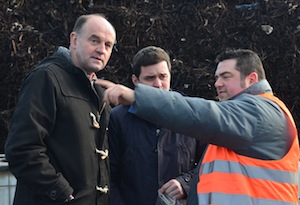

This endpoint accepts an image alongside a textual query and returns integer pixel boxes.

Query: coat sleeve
[176,142,207,196]
[175,169,194,196]
[5,67,73,202]
[186,163,201,205]
[133,84,280,151]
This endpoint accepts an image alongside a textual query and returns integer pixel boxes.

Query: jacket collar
[56,46,96,81]
[231,79,273,100]
[56,46,72,64]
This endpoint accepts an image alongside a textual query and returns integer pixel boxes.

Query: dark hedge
[0,0,299,152]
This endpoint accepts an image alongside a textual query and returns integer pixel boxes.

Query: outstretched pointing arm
[95,79,135,106]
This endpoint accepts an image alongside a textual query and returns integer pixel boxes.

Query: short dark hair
[132,46,171,77]
[215,48,266,80]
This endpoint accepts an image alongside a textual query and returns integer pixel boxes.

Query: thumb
[158,181,170,194]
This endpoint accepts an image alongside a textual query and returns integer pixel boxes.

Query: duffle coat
[5,47,111,205]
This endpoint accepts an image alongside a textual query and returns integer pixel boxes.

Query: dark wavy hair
[132,46,171,77]
[215,48,266,80]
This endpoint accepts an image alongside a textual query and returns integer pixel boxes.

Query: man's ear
[70,32,77,48]
[131,74,139,85]
[248,72,259,85]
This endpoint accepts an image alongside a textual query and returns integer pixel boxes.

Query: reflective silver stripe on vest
[200,160,297,184]
[198,192,298,205]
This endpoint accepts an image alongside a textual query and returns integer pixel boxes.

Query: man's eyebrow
[161,72,169,75]
[144,74,155,77]
[88,35,114,45]
[215,71,231,78]
[89,34,100,39]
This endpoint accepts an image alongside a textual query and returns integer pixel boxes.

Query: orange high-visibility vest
[197,93,299,205]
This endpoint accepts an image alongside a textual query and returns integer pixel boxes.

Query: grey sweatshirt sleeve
[133,84,287,158]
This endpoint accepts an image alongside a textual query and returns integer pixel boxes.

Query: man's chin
[218,94,228,101]
[91,64,105,72]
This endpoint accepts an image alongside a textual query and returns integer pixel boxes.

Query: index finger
[95,79,116,89]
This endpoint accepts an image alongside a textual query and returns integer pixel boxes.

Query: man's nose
[214,78,223,88]
[96,43,105,53]
[153,78,162,88]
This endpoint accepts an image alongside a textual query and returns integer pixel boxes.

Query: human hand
[95,79,135,106]
[158,179,185,200]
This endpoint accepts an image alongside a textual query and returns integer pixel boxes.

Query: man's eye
[105,43,112,48]
[91,39,99,44]
[145,76,155,81]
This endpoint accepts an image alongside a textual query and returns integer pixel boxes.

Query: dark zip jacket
[108,105,204,205]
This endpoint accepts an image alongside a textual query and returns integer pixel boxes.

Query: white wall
[0,154,16,205]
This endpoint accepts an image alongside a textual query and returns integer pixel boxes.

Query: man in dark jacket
[5,13,116,205]
[109,46,204,205]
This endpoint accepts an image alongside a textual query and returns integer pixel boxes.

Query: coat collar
[231,79,273,100]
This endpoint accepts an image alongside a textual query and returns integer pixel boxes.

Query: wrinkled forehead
[140,61,170,74]
[82,16,116,41]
